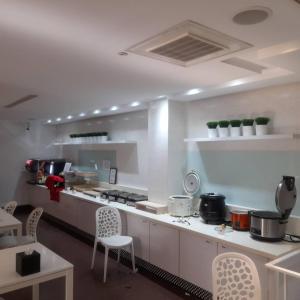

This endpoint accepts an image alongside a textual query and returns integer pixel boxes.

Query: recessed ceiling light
[67,115,73,120]
[47,119,52,124]
[185,88,202,96]
[157,95,167,99]
[226,79,247,87]
[93,109,100,114]
[233,7,272,25]
[56,118,61,122]
[110,106,119,111]
[130,101,140,107]
[118,51,128,56]
[79,113,86,117]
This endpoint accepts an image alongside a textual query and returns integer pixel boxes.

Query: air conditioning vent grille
[150,35,224,62]
[127,20,252,67]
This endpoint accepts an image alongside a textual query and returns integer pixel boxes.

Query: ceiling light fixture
[185,88,202,96]
[157,95,167,99]
[56,118,61,122]
[226,79,247,87]
[110,106,119,111]
[47,120,52,124]
[130,101,140,107]
[67,115,73,120]
[93,109,100,114]
[79,113,86,117]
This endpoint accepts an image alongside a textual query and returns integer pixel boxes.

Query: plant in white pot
[230,120,242,137]
[218,120,230,138]
[242,119,255,136]
[206,121,219,138]
[255,117,270,136]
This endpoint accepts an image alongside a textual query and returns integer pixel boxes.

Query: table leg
[65,269,73,300]
[32,284,39,300]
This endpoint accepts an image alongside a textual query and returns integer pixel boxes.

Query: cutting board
[135,201,168,214]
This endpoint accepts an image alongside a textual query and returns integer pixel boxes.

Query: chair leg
[117,249,121,263]
[91,239,97,269]
[103,247,109,283]
[130,242,137,273]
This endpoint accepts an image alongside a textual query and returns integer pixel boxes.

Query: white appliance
[168,170,201,217]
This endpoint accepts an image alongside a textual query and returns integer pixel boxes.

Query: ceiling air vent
[4,94,38,108]
[222,57,267,73]
[127,20,252,67]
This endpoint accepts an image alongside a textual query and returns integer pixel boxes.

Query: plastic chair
[90,206,137,282]
[212,252,261,300]
[0,207,43,249]
[4,201,17,215]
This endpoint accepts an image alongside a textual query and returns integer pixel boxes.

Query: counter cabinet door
[179,231,217,292]
[126,214,150,262]
[217,243,270,300]
[149,222,179,276]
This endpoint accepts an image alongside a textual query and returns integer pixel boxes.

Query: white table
[0,209,22,237]
[0,242,74,300]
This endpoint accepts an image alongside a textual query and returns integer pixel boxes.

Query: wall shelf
[184,134,300,143]
[53,140,137,146]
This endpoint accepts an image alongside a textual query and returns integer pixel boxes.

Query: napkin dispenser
[16,250,40,276]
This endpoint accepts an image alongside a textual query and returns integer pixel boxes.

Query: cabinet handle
[205,240,211,244]
[142,220,148,224]
[222,245,227,249]
[152,223,157,226]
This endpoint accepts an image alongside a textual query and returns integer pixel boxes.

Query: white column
[148,99,186,204]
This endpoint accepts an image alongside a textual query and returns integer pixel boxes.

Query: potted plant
[242,119,255,136]
[206,121,219,138]
[218,120,230,138]
[255,117,270,136]
[230,120,242,137]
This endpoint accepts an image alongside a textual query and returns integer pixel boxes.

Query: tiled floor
[2,213,193,300]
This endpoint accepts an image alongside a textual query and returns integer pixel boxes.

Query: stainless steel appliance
[249,176,297,241]
[199,193,226,224]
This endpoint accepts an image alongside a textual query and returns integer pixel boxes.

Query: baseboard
[41,212,212,300]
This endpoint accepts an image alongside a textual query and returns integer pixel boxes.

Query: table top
[0,209,22,228]
[0,242,73,289]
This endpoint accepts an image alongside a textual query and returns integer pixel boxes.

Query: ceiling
[0,0,299,122]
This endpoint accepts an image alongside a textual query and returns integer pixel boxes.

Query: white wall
[0,120,57,206]
[55,110,148,190]
[186,82,300,215]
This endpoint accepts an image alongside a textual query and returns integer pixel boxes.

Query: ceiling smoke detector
[233,7,272,25]
[127,20,252,67]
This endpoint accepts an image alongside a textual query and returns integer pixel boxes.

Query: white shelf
[53,140,137,146]
[184,134,300,143]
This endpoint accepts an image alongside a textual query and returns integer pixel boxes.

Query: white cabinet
[149,222,179,276]
[218,243,270,300]
[126,214,150,262]
[180,231,217,292]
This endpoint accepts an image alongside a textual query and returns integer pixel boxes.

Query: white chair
[0,207,43,249]
[4,201,17,215]
[212,252,261,300]
[90,206,137,282]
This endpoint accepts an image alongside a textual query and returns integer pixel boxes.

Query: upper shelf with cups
[184,117,300,143]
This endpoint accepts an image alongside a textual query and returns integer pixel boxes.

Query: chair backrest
[95,206,122,238]
[26,207,43,242]
[212,252,261,300]
[4,201,17,215]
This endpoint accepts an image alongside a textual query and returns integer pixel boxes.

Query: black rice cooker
[199,193,226,224]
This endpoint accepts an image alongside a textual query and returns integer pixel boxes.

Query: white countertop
[36,185,300,259]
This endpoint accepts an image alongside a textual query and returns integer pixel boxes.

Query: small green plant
[218,120,230,128]
[230,120,241,127]
[255,117,270,125]
[242,119,254,126]
[206,121,218,129]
